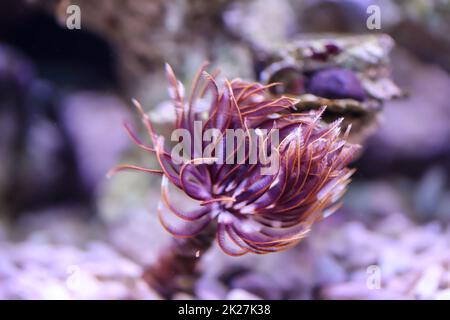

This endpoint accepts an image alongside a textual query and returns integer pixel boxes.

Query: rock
[307,68,367,101]
[414,167,448,221]
[379,245,414,278]
[195,277,227,300]
[0,43,35,92]
[321,282,406,300]
[61,92,133,196]
[226,288,261,300]
[435,289,450,300]
[314,254,347,285]
[0,211,161,299]
[358,49,450,176]
[412,265,444,300]
[0,43,36,213]
[223,0,296,49]
[230,273,282,300]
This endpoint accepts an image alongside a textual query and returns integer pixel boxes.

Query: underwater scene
[0,0,450,301]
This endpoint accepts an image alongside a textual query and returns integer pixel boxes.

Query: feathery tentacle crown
[111,63,359,255]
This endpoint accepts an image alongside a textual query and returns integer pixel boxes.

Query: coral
[110,63,358,297]
[113,63,359,255]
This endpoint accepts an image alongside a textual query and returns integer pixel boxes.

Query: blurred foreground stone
[0,208,160,299]
[1,183,450,299]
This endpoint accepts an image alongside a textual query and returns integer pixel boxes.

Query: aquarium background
[0,0,450,299]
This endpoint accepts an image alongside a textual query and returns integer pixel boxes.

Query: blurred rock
[230,273,283,300]
[389,0,450,72]
[0,43,35,91]
[14,206,97,245]
[313,254,347,285]
[31,0,231,101]
[61,92,132,197]
[321,282,406,300]
[0,212,159,300]
[2,183,450,299]
[0,44,35,198]
[296,0,400,33]
[358,48,450,176]
[413,167,448,222]
[226,288,261,300]
[307,68,367,101]
[195,276,227,300]
[223,0,297,48]
[253,33,401,145]
[0,44,69,215]
[412,264,444,299]
[344,180,409,220]
[295,0,450,71]
[318,212,450,300]
[105,205,170,266]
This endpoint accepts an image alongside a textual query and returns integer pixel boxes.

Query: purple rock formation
[307,68,367,101]
[61,92,133,195]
